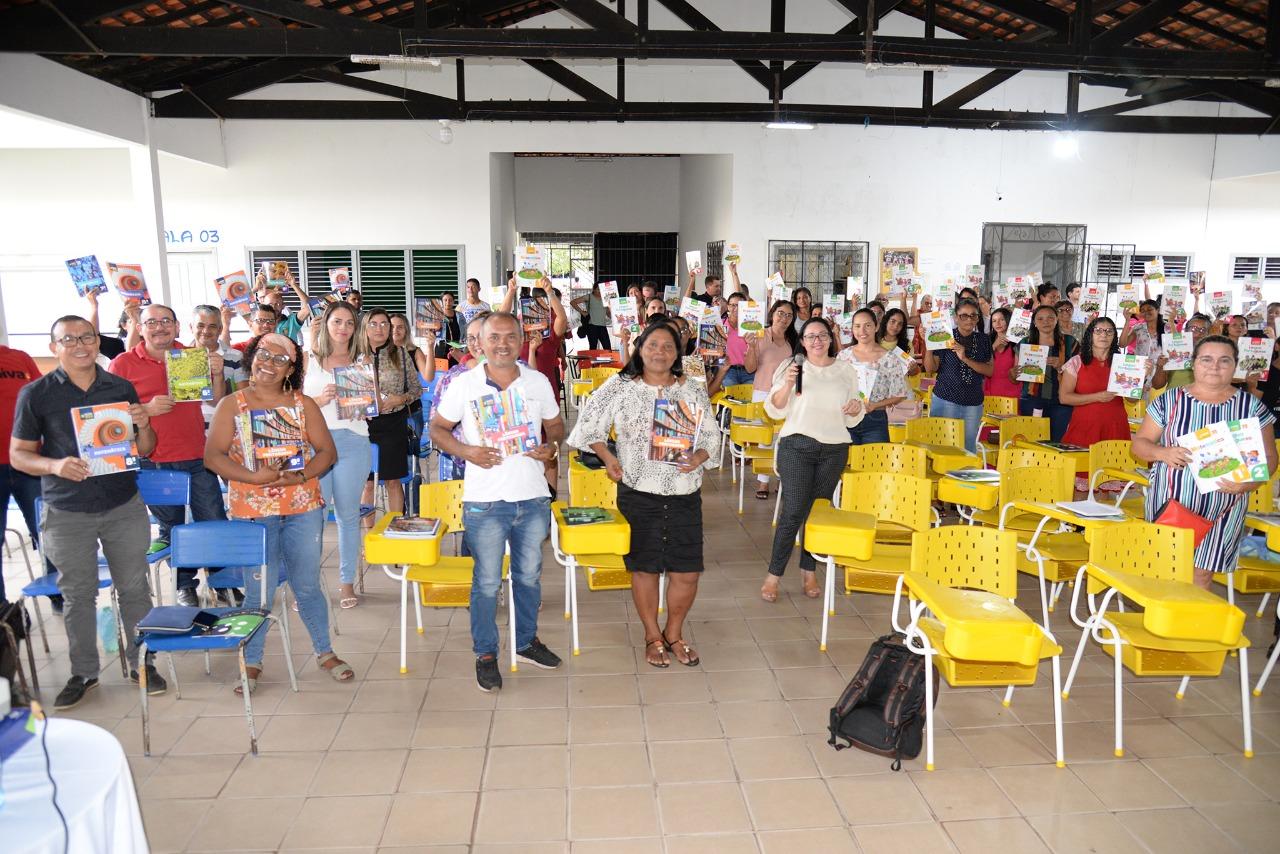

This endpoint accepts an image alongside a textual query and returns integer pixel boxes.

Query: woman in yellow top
[761,318,863,602]
[205,332,351,694]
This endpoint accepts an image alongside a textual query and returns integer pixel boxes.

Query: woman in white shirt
[568,322,720,668]
[302,302,373,609]
[762,318,863,603]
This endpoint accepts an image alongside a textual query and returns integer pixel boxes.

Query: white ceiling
[0,107,127,149]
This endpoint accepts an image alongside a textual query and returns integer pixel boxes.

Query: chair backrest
[369,442,379,475]
[568,456,619,510]
[724,383,754,402]
[1088,439,1137,473]
[1247,471,1280,513]
[905,416,964,448]
[137,468,192,507]
[837,472,933,531]
[582,366,620,389]
[420,479,467,533]
[1000,465,1072,508]
[1088,520,1193,584]
[1124,397,1146,421]
[846,442,929,478]
[993,416,1049,445]
[997,447,1075,499]
[171,520,266,570]
[983,396,1019,416]
[909,526,1018,598]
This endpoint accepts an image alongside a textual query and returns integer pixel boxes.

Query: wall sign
[164,229,220,245]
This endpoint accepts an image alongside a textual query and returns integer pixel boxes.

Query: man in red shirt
[109,304,228,606]
[0,342,45,604]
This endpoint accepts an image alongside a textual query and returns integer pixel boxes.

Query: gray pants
[41,494,153,679]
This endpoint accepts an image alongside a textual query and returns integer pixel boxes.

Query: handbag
[1152,391,1213,547]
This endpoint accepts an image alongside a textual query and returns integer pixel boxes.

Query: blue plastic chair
[137,468,191,601]
[136,520,298,756]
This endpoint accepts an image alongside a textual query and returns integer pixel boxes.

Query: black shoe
[476,655,502,692]
[516,637,562,670]
[175,587,200,608]
[49,595,64,615]
[130,664,168,695]
[53,676,99,710]
[215,588,244,607]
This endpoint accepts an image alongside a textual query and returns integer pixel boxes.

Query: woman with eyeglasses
[1016,304,1076,441]
[205,333,352,693]
[839,308,908,445]
[360,309,417,514]
[1059,316,1131,447]
[743,300,798,499]
[921,298,993,453]
[1133,335,1278,590]
[429,314,489,481]
[762,318,863,603]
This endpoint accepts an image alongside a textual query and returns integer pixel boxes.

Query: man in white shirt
[430,312,566,692]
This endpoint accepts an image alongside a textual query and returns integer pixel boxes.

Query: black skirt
[616,482,704,574]
[366,408,410,480]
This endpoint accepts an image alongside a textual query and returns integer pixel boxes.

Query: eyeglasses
[55,333,98,347]
[141,318,175,329]
[366,320,390,329]
[250,315,275,325]
[956,313,980,321]
[1194,356,1237,368]
[253,350,294,366]
[465,336,481,345]
[802,333,831,343]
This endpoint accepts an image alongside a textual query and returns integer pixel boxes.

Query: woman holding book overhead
[921,298,993,453]
[567,323,719,668]
[361,309,417,514]
[1016,305,1076,441]
[762,318,863,603]
[205,332,352,692]
[743,300,797,500]
[431,314,488,482]
[303,302,373,609]
[1133,335,1277,589]
[1059,316,1131,447]
[838,307,909,445]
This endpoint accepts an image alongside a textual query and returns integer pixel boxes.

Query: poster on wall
[879,246,918,293]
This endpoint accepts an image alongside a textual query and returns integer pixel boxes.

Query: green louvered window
[246,247,463,316]
[246,250,302,309]
[356,249,410,315]
[304,249,354,299]
[412,249,461,300]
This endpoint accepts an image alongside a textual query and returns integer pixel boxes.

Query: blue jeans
[847,409,889,445]
[1018,397,1074,443]
[928,395,984,453]
[240,508,331,666]
[140,458,227,589]
[723,365,755,387]
[463,497,551,658]
[320,429,372,584]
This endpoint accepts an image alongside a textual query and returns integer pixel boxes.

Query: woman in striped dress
[1133,335,1278,589]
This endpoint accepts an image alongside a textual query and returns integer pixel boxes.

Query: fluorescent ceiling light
[765,121,815,130]
[350,54,441,68]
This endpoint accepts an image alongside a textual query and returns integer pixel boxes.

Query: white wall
[513,156,680,233]
[678,154,734,277]
[489,152,517,288]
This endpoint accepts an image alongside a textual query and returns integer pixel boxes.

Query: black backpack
[828,633,939,770]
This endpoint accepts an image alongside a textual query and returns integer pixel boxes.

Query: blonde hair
[313,302,369,363]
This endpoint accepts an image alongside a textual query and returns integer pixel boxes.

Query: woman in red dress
[1060,316,1131,446]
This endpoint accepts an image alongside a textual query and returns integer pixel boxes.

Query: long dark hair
[767,300,799,351]
[796,317,838,358]
[620,322,684,380]
[1026,305,1065,353]
[989,307,1012,345]
[242,335,305,392]
[1080,316,1119,366]
[1137,299,1166,338]
[878,308,910,352]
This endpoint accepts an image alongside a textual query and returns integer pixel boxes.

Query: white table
[0,717,148,854]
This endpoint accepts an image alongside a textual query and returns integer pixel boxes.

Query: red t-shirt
[232,341,250,353]
[0,346,40,465]
[109,341,208,463]
[519,330,564,399]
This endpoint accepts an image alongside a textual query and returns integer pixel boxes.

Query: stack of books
[561,507,613,526]
[384,517,442,538]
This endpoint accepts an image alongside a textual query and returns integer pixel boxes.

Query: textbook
[519,296,552,339]
[922,311,954,351]
[516,245,546,282]
[1235,336,1271,381]
[991,278,1010,308]
[71,403,139,476]
[851,361,877,402]
[1007,276,1030,304]
[649,398,704,466]
[944,468,1000,483]
[846,276,863,304]
[414,296,446,336]
[1116,280,1140,314]
[1190,271,1206,295]
[66,255,107,296]
[384,516,442,538]
[679,296,705,328]
[1161,332,1192,371]
[471,386,538,459]
[685,250,703,275]
[261,261,289,289]
[1143,257,1166,286]
[837,312,853,346]
[165,348,213,403]
[107,262,151,306]
[1079,283,1103,314]
[562,507,613,526]
[1015,344,1049,383]
[333,363,379,420]
[722,241,742,264]
[682,354,707,382]
[664,285,682,312]
[1035,440,1088,453]
[737,301,765,338]
[822,293,844,324]
[1176,420,1253,493]
[609,296,641,336]
[965,265,984,290]
[1006,308,1033,344]
[328,267,351,290]
[1106,354,1148,400]
[236,407,306,472]
[698,321,727,367]
[1208,291,1232,321]
[1162,281,1188,321]
[216,271,253,316]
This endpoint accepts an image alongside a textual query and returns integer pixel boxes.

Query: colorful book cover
[1242,274,1265,324]
[333,363,379,420]
[216,271,253,316]
[107,262,151,305]
[1208,291,1232,320]
[261,261,289,289]
[208,612,267,639]
[599,281,619,321]
[1106,354,1148,400]
[649,398,704,466]
[70,403,139,476]
[1176,421,1246,493]
[1226,417,1270,484]
[992,278,1010,308]
[965,265,984,289]
[519,296,551,339]
[698,321,727,367]
[164,348,213,403]
[737,301,765,338]
[562,507,613,526]
[1007,276,1030,304]
[516,245,546,282]
[838,312,853,345]
[682,354,707,382]
[722,241,742,264]
[679,297,705,328]
[408,297,442,339]
[822,294,844,324]
[1143,257,1165,286]
[1006,308,1033,343]
[685,250,703,275]
[766,272,790,306]
[1162,281,1188,321]
[384,517,442,538]
[1116,280,1141,314]
[469,386,537,459]
[1161,332,1192,370]
[1190,271,1206,295]
[609,296,640,336]
[66,255,107,297]
[1235,336,1271,381]
[909,275,926,296]
[921,311,954,351]
[1079,283,1103,314]
[664,285,682,312]
[1015,344,1049,382]
[851,361,877,401]
[237,407,306,472]
[328,267,351,290]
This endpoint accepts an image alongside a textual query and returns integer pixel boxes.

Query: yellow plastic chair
[824,472,936,603]
[729,408,777,514]
[983,395,1019,417]
[1062,521,1255,758]
[964,448,1074,529]
[801,499,878,651]
[548,502,632,656]
[985,415,1049,449]
[904,416,985,471]
[997,466,1090,622]
[893,526,1065,770]
[1215,478,1280,617]
[565,452,633,592]
[572,366,620,407]
[1086,439,1146,515]
[723,382,754,403]
[846,442,929,478]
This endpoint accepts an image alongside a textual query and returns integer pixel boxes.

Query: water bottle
[97,606,119,654]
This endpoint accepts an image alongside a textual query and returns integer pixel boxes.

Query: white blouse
[302,350,370,436]
[568,374,720,496]
[765,357,864,444]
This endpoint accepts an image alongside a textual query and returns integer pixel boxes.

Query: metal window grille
[705,240,725,283]
[768,240,870,302]
[1129,253,1190,279]
[247,247,463,316]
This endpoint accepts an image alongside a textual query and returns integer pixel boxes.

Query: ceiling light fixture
[438,119,453,144]
[764,121,815,130]
[350,54,442,68]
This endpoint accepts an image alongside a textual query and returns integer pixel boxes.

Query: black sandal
[645,639,670,668]
[663,635,700,667]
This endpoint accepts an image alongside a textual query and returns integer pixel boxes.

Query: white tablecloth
[0,717,148,854]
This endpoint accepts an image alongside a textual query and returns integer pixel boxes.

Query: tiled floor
[7,451,1280,853]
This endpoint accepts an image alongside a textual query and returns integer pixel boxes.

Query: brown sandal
[664,635,700,667]
[645,639,670,668]
[761,578,779,603]
[755,488,770,500]
[801,571,822,599]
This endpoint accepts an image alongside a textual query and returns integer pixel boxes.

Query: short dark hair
[143,303,178,323]
[242,335,305,391]
[1193,334,1237,362]
[250,302,279,319]
[1036,283,1059,301]
[1066,282,1081,295]
[705,275,721,286]
[50,315,94,341]
[466,278,480,287]
[727,292,746,304]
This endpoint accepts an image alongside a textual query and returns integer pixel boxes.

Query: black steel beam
[300,68,458,109]
[549,0,638,33]
[1270,0,1280,62]
[228,0,388,29]
[933,69,1019,110]
[1203,81,1280,119]
[522,58,616,101]
[1079,83,1211,116]
[1092,0,1190,48]
[653,0,773,91]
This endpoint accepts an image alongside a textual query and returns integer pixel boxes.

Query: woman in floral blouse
[568,321,720,668]
[205,332,351,694]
